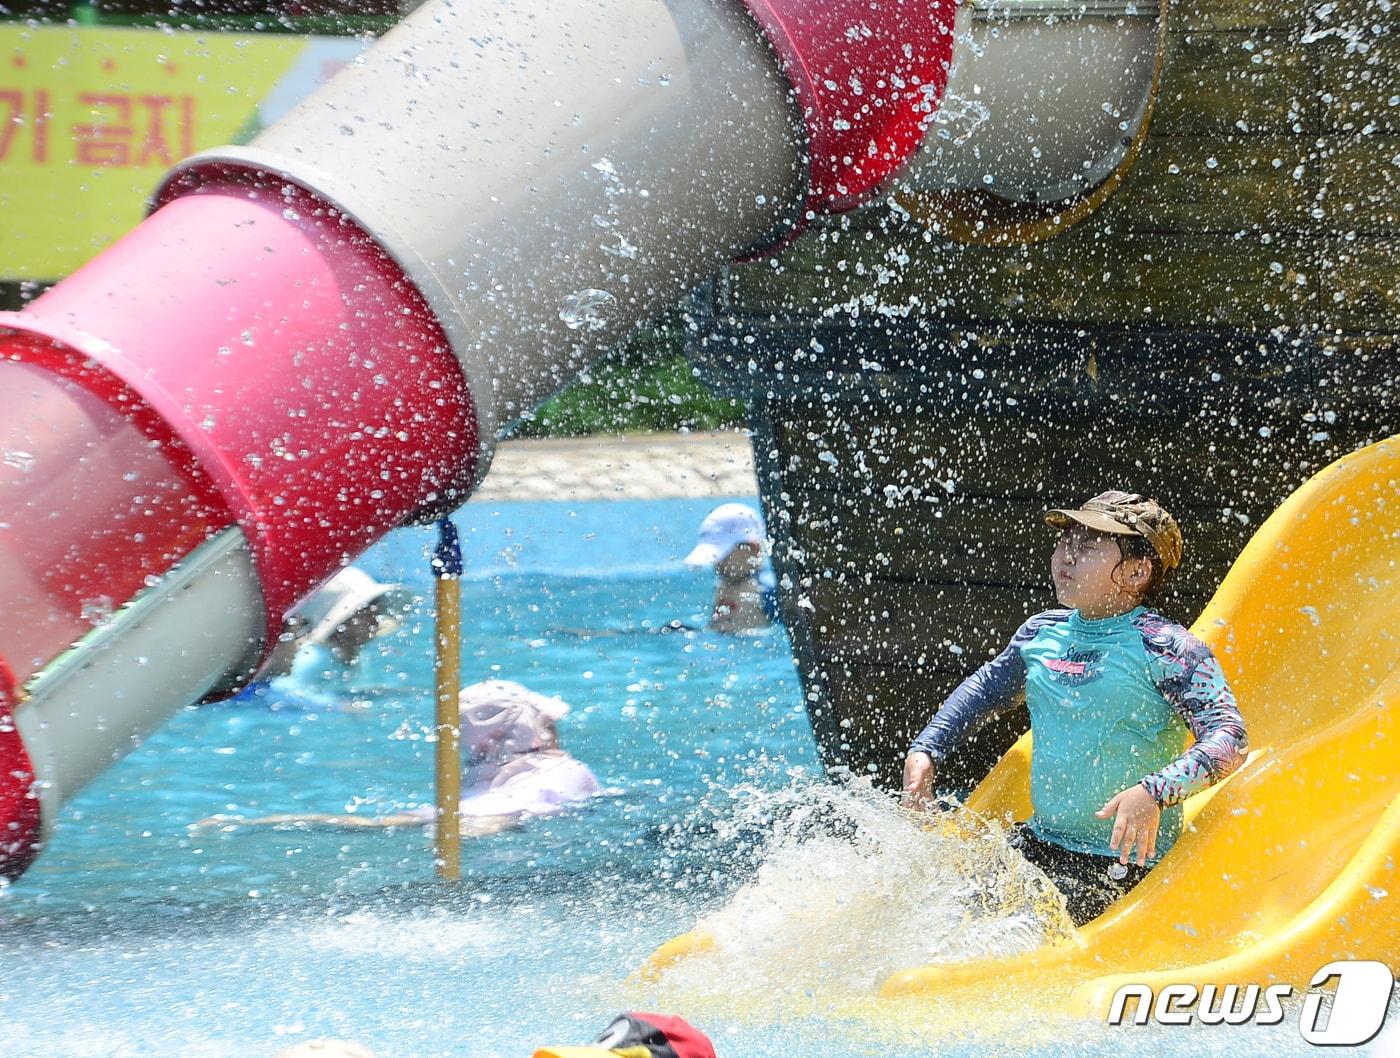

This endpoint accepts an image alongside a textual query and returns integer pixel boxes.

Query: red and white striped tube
[0,0,956,876]
[0,179,476,869]
[1,179,478,646]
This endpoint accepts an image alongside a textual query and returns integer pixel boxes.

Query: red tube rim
[0,656,40,880]
[741,0,958,220]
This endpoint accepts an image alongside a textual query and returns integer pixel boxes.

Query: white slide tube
[161,0,808,468]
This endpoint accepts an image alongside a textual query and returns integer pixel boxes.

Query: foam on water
[639,779,1075,1013]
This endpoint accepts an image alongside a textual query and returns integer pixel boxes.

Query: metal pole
[431,518,463,881]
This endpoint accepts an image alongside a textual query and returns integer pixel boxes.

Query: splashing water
[638,779,1075,1015]
[79,594,114,625]
[2,448,34,473]
[601,233,640,260]
[928,91,991,147]
[560,288,618,331]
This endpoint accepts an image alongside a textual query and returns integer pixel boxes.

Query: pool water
[0,498,1351,1057]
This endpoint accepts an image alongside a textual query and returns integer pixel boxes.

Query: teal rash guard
[910,607,1248,861]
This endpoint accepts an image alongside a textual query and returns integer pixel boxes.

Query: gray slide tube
[16,529,263,839]
[899,0,1162,204]
[160,0,806,481]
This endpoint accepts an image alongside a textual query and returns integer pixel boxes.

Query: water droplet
[559,289,616,331]
[601,234,638,260]
[81,595,114,625]
[2,449,34,473]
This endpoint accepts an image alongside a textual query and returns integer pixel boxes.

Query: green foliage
[511,320,746,438]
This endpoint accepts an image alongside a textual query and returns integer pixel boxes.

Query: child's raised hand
[1096,784,1161,866]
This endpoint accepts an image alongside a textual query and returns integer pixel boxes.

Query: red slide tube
[741,0,957,217]
[0,174,477,666]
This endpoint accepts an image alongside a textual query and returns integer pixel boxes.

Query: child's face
[715,540,763,581]
[1050,526,1150,618]
[328,607,383,663]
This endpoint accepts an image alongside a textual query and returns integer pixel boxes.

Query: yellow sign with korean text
[0,24,366,280]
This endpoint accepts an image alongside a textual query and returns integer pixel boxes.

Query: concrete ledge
[470,431,757,502]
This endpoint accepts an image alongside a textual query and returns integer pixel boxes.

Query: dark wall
[686,0,1398,787]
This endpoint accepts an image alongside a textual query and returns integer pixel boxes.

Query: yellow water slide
[882,433,1400,1016]
[647,435,1399,1018]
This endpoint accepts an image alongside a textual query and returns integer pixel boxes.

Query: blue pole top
[432,518,463,578]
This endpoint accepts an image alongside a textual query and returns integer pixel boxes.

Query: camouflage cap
[1044,490,1183,572]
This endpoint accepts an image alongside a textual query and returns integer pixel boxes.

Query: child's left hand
[1096,784,1161,866]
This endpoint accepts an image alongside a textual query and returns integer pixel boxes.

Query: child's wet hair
[1112,533,1171,601]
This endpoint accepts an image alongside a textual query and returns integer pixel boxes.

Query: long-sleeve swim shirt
[910,606,1248,860]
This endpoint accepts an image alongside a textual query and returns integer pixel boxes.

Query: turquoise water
[0,498,1348,1057]
[0,497,828,1057]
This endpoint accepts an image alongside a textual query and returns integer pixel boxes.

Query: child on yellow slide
[902,492,1249,924]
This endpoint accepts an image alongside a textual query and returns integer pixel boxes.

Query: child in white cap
[404,680,600,824]
[290,566,414,667]
[198,680,599,836]
[229,566,414,709]
[684,503,776,634]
